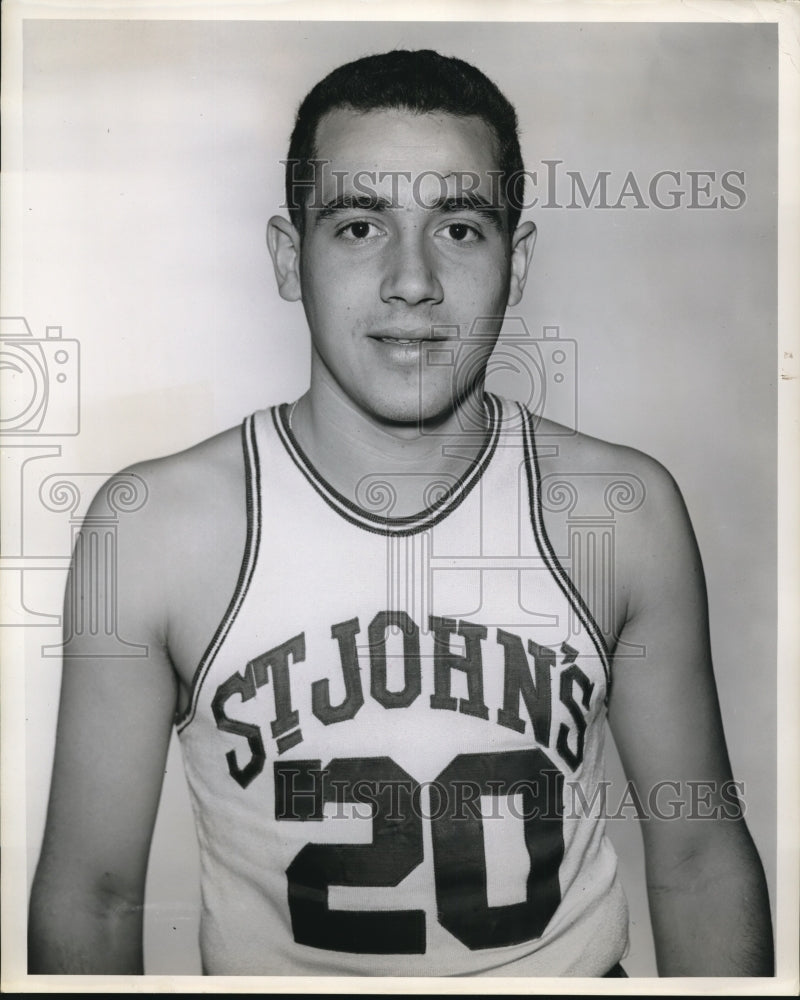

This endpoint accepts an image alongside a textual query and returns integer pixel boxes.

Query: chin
[363,390,463,431]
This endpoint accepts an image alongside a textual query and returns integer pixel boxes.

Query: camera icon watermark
[0,317,80,436]
[418,317,578,438]
[0,316,83,627]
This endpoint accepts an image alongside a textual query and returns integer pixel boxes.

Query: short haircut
[285,49,525,236]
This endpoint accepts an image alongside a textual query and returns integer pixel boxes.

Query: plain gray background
[18,17,777,979]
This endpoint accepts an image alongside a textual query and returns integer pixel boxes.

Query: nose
[379,228,444,306]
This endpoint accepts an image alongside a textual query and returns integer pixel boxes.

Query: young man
[28,49,773,977]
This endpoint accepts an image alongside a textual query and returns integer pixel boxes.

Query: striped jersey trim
[520,404,613,695]
[272,393,502,537]
[176,414,262,733]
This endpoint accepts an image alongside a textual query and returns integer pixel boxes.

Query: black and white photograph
[1,0,798,992]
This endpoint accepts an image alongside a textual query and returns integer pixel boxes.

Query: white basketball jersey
[176,394,629,976]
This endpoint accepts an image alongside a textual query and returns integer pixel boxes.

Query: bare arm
[607,460,773,976]
[28,472,177,974]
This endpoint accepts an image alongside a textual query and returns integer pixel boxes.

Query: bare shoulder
[93,423,246,541]
[534,417,701,631]
[79,423,249,666]
[536,416,691,531]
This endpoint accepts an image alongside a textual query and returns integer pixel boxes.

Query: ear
[267,215,302,302]
[507,220,537,308]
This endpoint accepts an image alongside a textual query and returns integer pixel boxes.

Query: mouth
[369,328,451,345]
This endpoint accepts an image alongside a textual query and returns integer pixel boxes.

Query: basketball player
[28,50,773,977]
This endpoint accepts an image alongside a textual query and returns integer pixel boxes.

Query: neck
[288,376,491,516]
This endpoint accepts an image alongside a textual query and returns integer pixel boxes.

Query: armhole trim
[520,405,613,701]
[176,413,262,733]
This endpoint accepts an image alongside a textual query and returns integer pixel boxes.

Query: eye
[337,220,384,241]
[437,221,482,243]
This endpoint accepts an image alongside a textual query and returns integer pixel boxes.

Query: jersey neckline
[271,393,502,536]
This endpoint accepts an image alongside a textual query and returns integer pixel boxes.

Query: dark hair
[285,49,525,235]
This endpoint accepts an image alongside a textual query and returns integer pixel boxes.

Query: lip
[368,328,451,344]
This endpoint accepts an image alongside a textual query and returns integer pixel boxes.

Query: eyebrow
[313,191,505,232]
[316,194,393,222]
[434,194,505,231]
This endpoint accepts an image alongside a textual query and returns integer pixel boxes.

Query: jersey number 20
[277,748,564,953]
